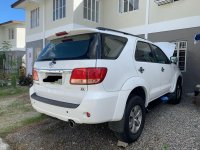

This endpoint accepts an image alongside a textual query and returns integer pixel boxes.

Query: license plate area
[43,73,62,85]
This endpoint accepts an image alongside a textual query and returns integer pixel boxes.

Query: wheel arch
[126,86,147,107]
[177,76,183,85]
[170,74,183,93]
[109,86,148,133]
[112,77,150,122]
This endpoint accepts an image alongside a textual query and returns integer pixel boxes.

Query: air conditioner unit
[154,0,174,6]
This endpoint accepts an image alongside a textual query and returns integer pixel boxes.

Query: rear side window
[100,34,127,59]
[37,33,98,61]
[151,44,170,64]
[135,41,156,63]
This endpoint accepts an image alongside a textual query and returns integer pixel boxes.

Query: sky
[0,0,25,23]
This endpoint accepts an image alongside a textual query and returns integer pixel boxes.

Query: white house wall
[102,0,146,29]
[25,3,43,36]
[3,24,17,49]
[149,0,200,24]
[73,0,104,28]
[22,0,200,39]
[0,23,25,51]
[45,0,74,31]
[120,15,200,35]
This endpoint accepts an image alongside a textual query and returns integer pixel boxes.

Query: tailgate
[33,33,99,105]
[33,60,96,105]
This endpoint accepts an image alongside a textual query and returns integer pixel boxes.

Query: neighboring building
[12,0,200,92]
[0,21,25,73]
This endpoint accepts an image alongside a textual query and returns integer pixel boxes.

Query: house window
[83,0,100,22]
[173,41,187,72]
[119,0,139,13]
[8,28,14,40]
[53,0,66,21]
[31,7,40,28]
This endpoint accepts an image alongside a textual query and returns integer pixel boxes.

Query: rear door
[151,44,173,94]
[134,41,161,101]
[33,33,98,105]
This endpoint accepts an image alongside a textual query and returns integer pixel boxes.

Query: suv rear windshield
[37,33,98,61]
[37,33,127,61]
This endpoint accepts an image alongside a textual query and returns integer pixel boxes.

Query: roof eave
[0,21,25,26]
[11,0,26,9]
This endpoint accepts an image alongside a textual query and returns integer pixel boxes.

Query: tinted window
[135,41,156,62]
[100,34,127,59]
[37,33,98,61]
[151,45,170,64]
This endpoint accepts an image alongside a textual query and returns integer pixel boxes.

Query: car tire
[114,95,146,143]
[168,80,182,104]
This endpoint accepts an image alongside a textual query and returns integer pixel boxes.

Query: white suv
[30,27,182,143]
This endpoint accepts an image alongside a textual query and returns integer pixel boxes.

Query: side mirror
[170,56,177,64]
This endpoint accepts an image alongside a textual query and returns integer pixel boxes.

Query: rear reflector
[70,68,107,85]
[56,31,68,36]
[86,112,91,118]
[33,69,39,81]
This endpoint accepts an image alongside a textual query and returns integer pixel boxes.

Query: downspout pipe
[42,0,45,48]
[145,0,150,39]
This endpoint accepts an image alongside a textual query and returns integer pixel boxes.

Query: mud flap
[108,116,125,133]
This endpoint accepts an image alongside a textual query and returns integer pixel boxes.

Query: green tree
[0,41,12,65]
[0,41,17,87]
[0,41,12,51]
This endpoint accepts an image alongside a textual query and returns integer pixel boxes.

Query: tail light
[33,69,39,81]
[70,68,107,85]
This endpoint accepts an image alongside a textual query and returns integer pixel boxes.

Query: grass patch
[0,87,47,138]
[6,100,32,112]
[0,98,32,117]
[163,143,169,150]
[0,86,28,98]
[21,114,47,125]
[0,114,47,138]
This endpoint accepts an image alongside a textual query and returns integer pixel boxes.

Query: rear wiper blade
[38,59,51,61]
[49,52,56,64]
[51,57,56,64]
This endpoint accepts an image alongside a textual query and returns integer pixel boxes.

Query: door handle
[161,67,165,72]
[138,67,145,73]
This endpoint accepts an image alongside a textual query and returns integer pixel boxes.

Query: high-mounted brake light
[55,31,68,36]
[33,69,39,81]
[70,68,107,85]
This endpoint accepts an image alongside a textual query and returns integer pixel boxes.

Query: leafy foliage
[0,41,12,51]
[0,41,19,87]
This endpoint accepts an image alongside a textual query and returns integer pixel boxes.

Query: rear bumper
[30,86,119,124]
[31,93,79,109]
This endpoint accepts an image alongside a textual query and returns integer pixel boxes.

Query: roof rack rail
[96,27,146,40]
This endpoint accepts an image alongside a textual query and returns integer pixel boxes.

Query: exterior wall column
[145,0,150,39]
[42,0,45,48]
